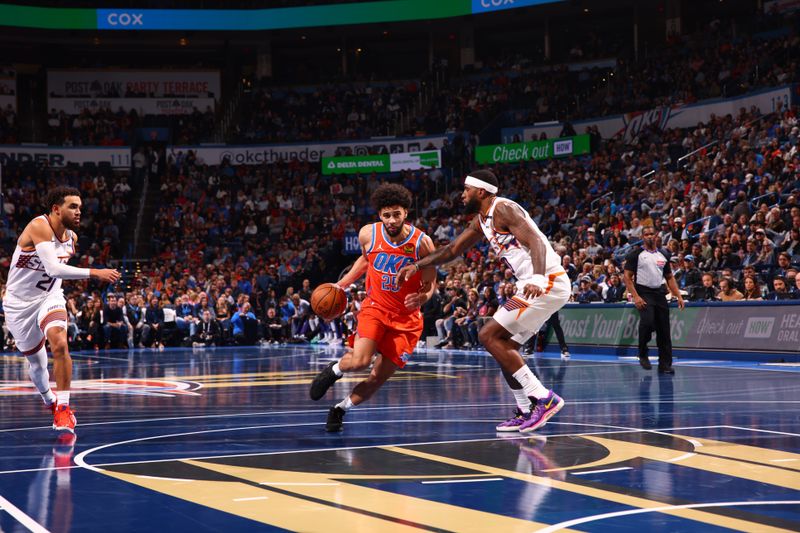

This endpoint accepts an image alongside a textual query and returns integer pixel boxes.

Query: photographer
[192,309,221,347]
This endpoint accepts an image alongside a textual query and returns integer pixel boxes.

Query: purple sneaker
[519,391,564,433]
[495,408,531,432]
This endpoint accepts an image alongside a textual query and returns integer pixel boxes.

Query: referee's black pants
[637,290,672,369]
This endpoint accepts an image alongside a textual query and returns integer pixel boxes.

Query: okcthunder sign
[0,378,202,398]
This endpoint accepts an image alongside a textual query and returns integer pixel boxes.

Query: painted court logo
[744,317,774,339]
[0,378,202,398]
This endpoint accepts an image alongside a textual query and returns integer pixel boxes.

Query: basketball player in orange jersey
[4,187,120,435]
[309,183,436,431]
[398,170,568,433]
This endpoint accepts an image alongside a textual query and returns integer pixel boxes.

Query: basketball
[311,283,347,320]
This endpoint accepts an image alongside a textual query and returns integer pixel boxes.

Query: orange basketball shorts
[356,304,423,368]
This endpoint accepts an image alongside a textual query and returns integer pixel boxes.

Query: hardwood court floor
[0,344,798,532]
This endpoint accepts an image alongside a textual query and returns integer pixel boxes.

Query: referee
[623,226,685,374]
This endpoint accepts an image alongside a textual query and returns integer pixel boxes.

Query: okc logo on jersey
[373,252,414,274]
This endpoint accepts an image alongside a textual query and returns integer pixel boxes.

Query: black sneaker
[658,366,675,375]
[638,355,652,370]
[310,361,341,400]
[325,406,346,432]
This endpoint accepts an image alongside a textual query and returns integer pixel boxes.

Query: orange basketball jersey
[363,222,425,315]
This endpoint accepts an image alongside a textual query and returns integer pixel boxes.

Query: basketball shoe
[519,391,564,433]
[325,406,346,432]
[310,361,341,401]
[53,404,77,434]
[495,408,532,432]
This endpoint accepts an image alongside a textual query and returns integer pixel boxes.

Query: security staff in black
[623,226,685,374]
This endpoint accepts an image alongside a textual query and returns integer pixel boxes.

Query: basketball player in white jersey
[398,170,569,433]
[5,187,120,434]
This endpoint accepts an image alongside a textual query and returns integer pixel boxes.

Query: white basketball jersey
[478,197,562,280]
[6,215,75,302]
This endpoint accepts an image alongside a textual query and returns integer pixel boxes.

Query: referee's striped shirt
[624,247,672,293]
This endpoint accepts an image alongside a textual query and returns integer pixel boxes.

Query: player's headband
[464,175,498,194]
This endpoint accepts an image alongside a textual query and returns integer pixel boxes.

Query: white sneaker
[561,350,570,360]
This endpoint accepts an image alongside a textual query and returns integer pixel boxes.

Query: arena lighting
[0,0,565,31]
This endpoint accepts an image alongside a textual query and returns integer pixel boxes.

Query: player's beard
[464,196,481,215]
[62,214,80,231]
[384,223,403,238]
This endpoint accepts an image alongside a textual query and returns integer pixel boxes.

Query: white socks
[332,361,343,377]
[512,388,531,413]
[336,396,354,411]
[26,347,55,405]
[57,391,70,406]
[512,364,549,400]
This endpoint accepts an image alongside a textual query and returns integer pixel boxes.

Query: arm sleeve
[35,241,91,280]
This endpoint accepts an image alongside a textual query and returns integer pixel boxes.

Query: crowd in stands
[2,12,800,352]
[233,81,419,144]
[0,166,135,350]
[417,17,800,135]
[0,97,790,353]
[47,105,216,146]
[35,12,800,147]
[0,165,132,261]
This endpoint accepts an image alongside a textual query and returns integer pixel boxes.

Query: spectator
[604,273,626,302]
[290,293,311,339]
[175,294,198,341]
[690,273,719,302]
[102,296,128,349]
[742,275,764,301]
[765,276,793,301]
[193,309,222,347]
[263,307,288,344]
[125,294,145,348]
[231,301,259,345]
[143,296,165,349]
[676,255,701,293]
[792,276,800,299]
[575,276,600,303]
[718,278,743,301]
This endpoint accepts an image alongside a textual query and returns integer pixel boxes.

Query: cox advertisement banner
[0,145,131,168]
[322,150,441,175]
[556,302,800,353]
[475,134,590,164]
[48,97,216,116]
[170,135,449,166]
[503,86,793,143]
[0,1,564,31]
[48,70,220,99]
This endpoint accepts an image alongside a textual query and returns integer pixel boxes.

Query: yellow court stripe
[686,436,800,471]
[100,470,419,533]
[385,446,794,533]
[185,460,565,532]
[583,436,800,491]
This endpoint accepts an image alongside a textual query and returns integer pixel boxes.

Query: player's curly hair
[371,183,412,212]
[44,186,81,212]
